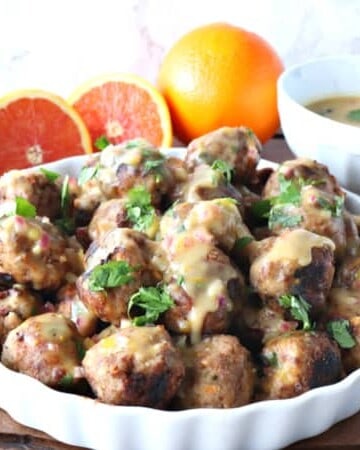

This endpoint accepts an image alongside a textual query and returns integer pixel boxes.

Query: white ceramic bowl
[277,55,360,193]
[1,152,360,450]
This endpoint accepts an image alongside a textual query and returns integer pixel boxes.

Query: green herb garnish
[88,261,135,292]
[94,135,110,151]
[55,175,75,234]
[128,285,174,326]
[75,340,86,360]
[59,374,74,387]
[125,139,144,149]
[347,109,360,123]
[263,351,278,367]
[211,159,233,184]
[125,186,156,232]
[177,275,185,286]
[40,168,60,182]
[268,205,302,229]
[279,294,313,331]
[317,195,344,217]
[78,165,99,186]
[327,319,356,349]
[234,236,254,251]
[14,197,37,218]
[142,151,165,182]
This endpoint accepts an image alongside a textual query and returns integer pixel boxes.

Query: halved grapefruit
[0,89,92,173]
[68,73,173,150]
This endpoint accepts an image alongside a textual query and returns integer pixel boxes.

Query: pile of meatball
[0,126,359,410]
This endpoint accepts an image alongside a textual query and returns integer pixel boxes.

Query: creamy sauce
[306,95,360,127]
[258,229,335,267]
[167,232,236,343]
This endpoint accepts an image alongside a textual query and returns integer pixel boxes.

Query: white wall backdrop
[1,0,359,96]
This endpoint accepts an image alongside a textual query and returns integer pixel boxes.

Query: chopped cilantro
[125,186,156,232]
[88,261,135,292]
[279,294,313,331]
[55,175,75,234]
[234,236,254,251]
[268,205,302,229]
[263,351,278,367]
[94,135,110,151]
[211,159,233,184]
[40,168,60,182]
[78,165,99,186]
[347,109,360,122]
[327,319,356,349]
[59,374,74,387]
[14,197,37,218]
[251,198,272,218]
[128,285,174,326]
[75,340,86,360]
[125,139,144,149]
[317,195,344,217]
[142,151,165,182]
[177,275,185,286]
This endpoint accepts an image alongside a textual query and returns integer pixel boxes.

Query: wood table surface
[0,136,359,450]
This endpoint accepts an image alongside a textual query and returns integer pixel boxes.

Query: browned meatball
[327,288,360,321]
[1,313,84,388]
[82,325,185,407]
[0,215,84,290]
[249,229,335,317]
[162,230,246,341]
[175,334,255,409]
[160,198,252,253]
[88,198,160,242]
[258,331,343,400]
[263,184,351,257]
[263,158,343,199]
[0,283,42,343]
[185,126,261,184]
[75,139,175,215]
[0,170,62,220]
[176,164,243,206]
[78,228,158,325]
[56,283,97,337]
[341,316,360,373]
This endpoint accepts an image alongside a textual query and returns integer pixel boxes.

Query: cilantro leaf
[327,319,356,349]
[94,135,110,151]
[317,195,344,217]
[125,139,145,149]
[14,197,37,218]
[347,109,360,122]
[59,374,74,387]
[55,175,75,234]
[40,168,60,182]
[88,261,135,292]
[128,285,174,326]
[211,159,233,184]
[125,186,156,232]
[278,294,313,331]
[234,236,254,251]
[78,165,99,186]
[263,351,278,367]
[251,199,272,218]
[268,205,302,229]
[142,152,165,182]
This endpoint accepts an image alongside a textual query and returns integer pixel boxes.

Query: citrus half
[0,89,92,173]
[68,73,173,150]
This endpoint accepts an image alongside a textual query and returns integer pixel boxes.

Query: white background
[1,0,360,96]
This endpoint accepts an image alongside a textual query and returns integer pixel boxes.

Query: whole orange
[158,22,284,144]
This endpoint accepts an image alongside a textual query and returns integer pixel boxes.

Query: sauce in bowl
[306,95,360,127]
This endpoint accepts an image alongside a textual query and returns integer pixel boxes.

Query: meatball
[75,139,175,215]
[0,170,62,220]
[263,158,343,199]
[160,198,252,252]
[1,313,84,388]
[185,126,261,184]
[0,283,42,342]
[265,184,350,257]
[162,230,246,340]
[175,334,255,409]
[82,325,185,407]
[249,229,335,317]
[341,316,360,373]
[56,283,97,337]
[177,164,243,205]
[0,215,84,290]
[258,330,343,400]
[78,228,158,325]
[326,288,360,321]
[88,198,160,242]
